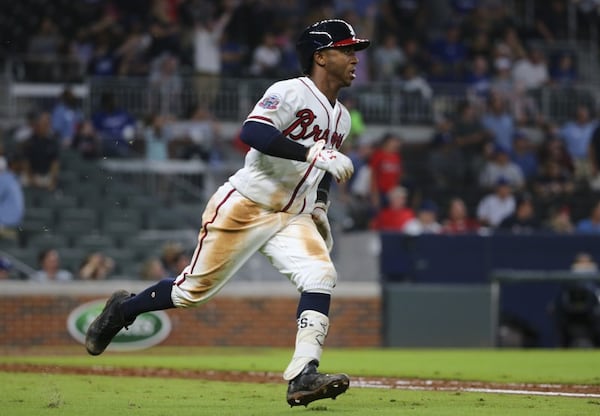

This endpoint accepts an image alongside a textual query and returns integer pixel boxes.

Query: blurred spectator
[400,37,429,73]
[160,241,189,277]
[77,252,115,280]
[170,104,223,162]
[481,92,516,151]
[115,18,152,76]
[497,26,527,63]
[550,52,578,87]
[538,128,575,174]
[544,205,575,234]
[372,33,406,82]
[511,46,549,92]
[464,29,493,60]
[71,120,103,160]
[142,114,170,161]
[249,32,282,78]
[51,87,84,148]
[489,56,514,100]
[532,160,576,201]
[27,16,62,58]
[380,0,427,43]
[427,21,467,81]
[340,94,366,149]
[29,249,74,282]
[341,138,375,231]
[20,112,61,191]
[273,27,299,78]
[403,200,442,235]
[571,252,599,274]
[220,31,248,78]
[92,92,136,158]
[510,131,539,182]
[0,156,25,233]
[560,104,598,181]
[369,132,403,210]
[442,197,480,234]
[427,116,464,190]
[370,186,415,231]
[476,178,516,227]
[191,1,236,108]
[140,256,167,280]
[587,121,600,190]
[146,0,182,59]
[535,0,569,44]
[26,17,63,81]
[575,201,600,234]
[496,192,541,234]
[464,54,492,102]
[453,100,491,186]
[491,54,539,125]
[0,257,13,280]
[12,110,38,146]
[397,64,433,100]
[148,53,183,117]
[87,32,119,77]
[478,146,525,190]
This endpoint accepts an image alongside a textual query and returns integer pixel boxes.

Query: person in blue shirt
[481,92,516,151]
[51,87,83,148]
[0,156,25,232]
[91,92,136,158]
[575,201,600,234]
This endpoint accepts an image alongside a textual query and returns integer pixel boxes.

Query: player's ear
[314,50,327,68]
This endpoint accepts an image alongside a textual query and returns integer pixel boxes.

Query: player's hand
[306,141,354,183]
[311,201,333,252]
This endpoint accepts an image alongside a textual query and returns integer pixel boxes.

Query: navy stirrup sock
[296,292,331,318]
[120,278,176,322]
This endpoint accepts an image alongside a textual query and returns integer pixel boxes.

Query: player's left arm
[240,121,353,182]
[239,121,307,160]
[312,173,334,251]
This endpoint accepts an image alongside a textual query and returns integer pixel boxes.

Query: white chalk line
[353,378,600,399]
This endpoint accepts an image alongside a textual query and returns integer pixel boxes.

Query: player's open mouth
[350,69,356,79]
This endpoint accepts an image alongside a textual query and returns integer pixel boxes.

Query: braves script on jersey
[229,76,351,213]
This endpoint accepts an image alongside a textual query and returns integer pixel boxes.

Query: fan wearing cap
[84,19,370,408]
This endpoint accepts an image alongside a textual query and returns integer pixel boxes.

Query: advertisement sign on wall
[67,300,172,351]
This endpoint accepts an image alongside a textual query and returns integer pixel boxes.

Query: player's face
[319,46,359,87]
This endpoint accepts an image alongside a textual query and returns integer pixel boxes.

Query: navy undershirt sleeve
[317,173,332,203]
[240,121,308,161]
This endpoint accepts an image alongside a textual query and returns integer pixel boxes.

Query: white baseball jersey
[229,76,351,214]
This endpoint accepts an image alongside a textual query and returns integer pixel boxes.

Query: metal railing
[3,75,600,128]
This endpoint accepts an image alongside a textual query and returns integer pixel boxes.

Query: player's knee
[170,285,217,308]
[294,262,337,294]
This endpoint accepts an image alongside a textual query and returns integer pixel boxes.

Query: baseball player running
[86,19,370,407]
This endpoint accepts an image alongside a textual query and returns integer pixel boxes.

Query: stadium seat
[74,234,116,253]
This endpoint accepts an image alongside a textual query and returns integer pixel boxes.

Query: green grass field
[2,347,600,415]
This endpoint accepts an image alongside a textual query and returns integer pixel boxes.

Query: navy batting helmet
[296,19,370,75]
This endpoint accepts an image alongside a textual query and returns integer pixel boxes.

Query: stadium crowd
[2,0,600,279]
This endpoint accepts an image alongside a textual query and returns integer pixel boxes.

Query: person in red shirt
[370,186,414,231]
[369,133,403,209]
[442,197,481,234]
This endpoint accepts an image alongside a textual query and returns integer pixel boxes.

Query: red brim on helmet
[330,38,370,51]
